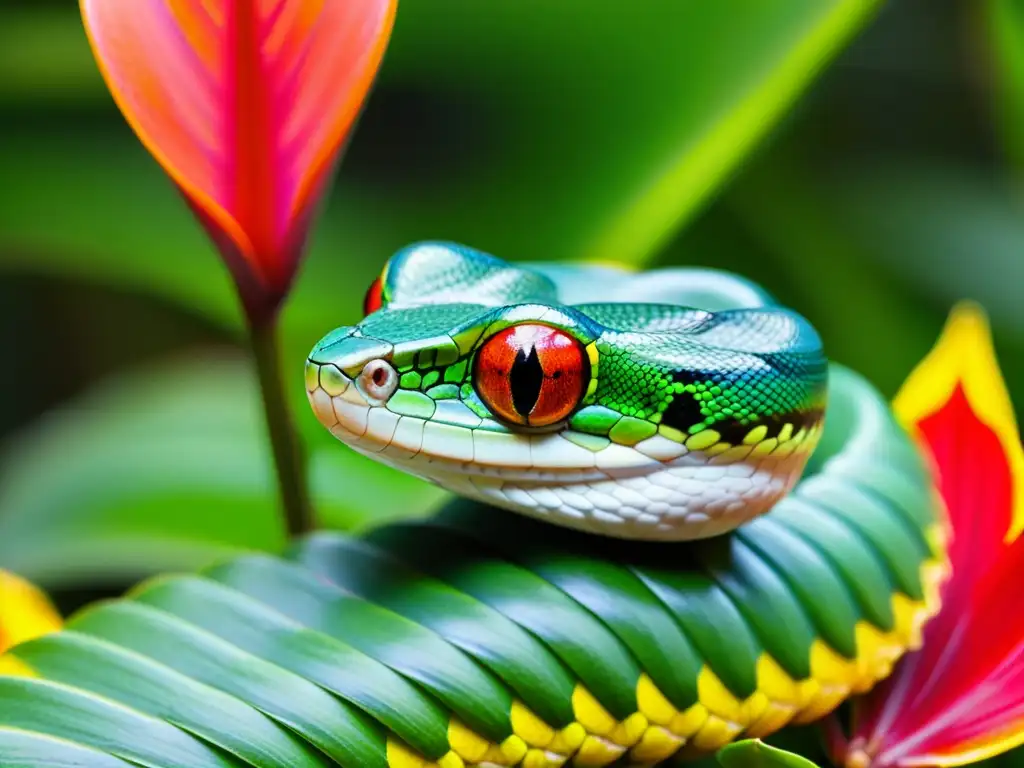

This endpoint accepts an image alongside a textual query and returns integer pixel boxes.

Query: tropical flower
[0,570,62,676]
[79,0,397,322]
[79,0,400,535]
[831,302,1024,768]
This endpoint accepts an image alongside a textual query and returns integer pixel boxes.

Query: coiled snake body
[299,242,947,766]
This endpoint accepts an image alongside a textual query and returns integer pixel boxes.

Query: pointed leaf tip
[80,0,397,304]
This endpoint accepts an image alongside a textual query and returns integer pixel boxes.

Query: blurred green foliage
[0,0,1021,611]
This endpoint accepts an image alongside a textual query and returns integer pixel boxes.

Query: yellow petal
[0,569,62,654]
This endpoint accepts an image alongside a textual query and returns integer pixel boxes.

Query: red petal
[892,303,1024,540]
[846,303,1024,767]
[80,0,395,305]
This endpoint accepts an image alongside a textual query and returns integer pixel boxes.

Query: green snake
[0,243,947,768]
[306,242,829,541]
[297,243,946,765]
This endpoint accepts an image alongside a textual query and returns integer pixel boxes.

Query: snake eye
[363,276,384,315]
[473,324,589,427]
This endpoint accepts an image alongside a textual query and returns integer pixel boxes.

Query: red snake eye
[363,276,384,316]
[473,324,589,427]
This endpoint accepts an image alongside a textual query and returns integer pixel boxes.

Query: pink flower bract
[841,303,1024,768]
[80,0,397,318]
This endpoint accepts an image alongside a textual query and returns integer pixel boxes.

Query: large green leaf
[0,727,136,768]
[0,1,882,335]
[0,354,446,586]
[0,676,238,768]
[9,632,327,767]
[381,0,884,266]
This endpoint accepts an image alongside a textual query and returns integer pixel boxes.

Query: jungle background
[0,6,1021,760]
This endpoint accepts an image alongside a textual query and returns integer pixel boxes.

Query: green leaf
[348,512,703,716]
[0,676,236,768]
[0,355,447,587]
[718,739,823,768]
[12,631,327,768]
[0,728,136,768]
[291,533,579,727]
[985,0,1024,170]
[204,554,515,744]
[378,0,885,267]
[127,574,452,761]
[68,600,389,768]
[362,521,643,720]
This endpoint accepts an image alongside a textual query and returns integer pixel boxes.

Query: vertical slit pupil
[510,345,544,417]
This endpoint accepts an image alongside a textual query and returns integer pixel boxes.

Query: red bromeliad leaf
[80,0,396,318]
[840,302,1024,768]
[0,570,62,677]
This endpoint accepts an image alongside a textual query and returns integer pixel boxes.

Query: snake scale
[0,243,947,768]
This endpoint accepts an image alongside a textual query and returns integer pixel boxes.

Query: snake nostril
[357,359,398,404]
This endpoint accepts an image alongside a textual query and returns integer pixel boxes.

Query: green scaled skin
[0,245,948,768]
[306,242,829,541]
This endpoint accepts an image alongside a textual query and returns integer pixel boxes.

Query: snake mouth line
[306,361,761,477]
[307,359,818,540]
[308,371,663,481]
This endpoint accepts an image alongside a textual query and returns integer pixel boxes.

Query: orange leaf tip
[80,0,397,318]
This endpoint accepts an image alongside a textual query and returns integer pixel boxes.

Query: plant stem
[247,316,313,538]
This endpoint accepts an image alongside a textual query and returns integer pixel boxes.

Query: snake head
[307,242,828,541]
